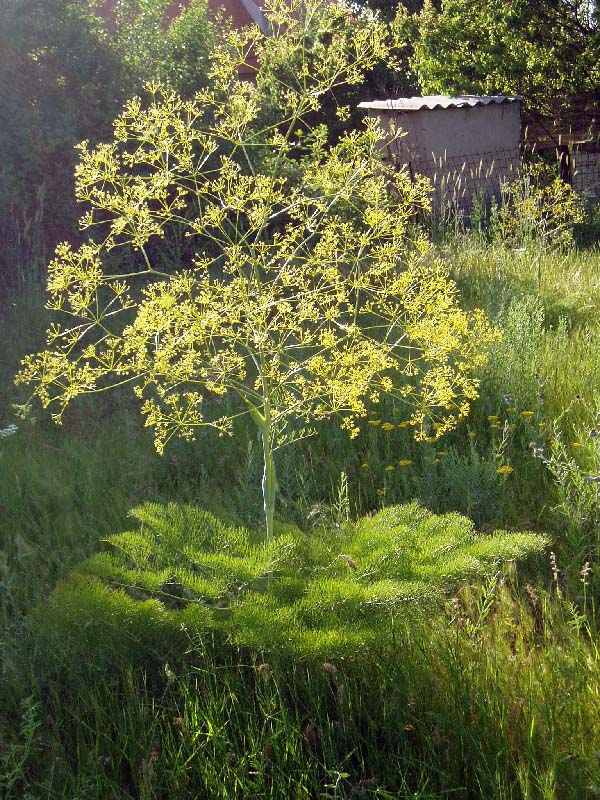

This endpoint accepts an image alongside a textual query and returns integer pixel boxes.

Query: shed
[358,95,522,217]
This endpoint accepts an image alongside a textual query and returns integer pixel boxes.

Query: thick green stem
[260,411,276,546]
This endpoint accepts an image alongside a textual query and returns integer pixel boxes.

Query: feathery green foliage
[39,502,547,658]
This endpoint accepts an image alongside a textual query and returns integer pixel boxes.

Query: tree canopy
[401,0,600,116]
[0,0,127,280]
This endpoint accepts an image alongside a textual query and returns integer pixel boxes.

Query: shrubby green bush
[107,0,216,97]
[35,502,547,661]
[0,0,127,286]
[0,0,219,289]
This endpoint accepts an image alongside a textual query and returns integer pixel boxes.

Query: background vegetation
[1,0,600,797]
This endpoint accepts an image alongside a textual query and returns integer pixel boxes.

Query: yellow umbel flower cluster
[16,0,497,541]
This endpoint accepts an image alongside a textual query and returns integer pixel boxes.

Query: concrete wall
[375,103,521,216]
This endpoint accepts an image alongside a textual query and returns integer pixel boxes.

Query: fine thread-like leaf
[55,502,548,656]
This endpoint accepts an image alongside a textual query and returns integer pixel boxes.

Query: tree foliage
[104,0,217,97]
[402,0,600,115]
[0,0,127,281]
[16,0,496,539]
[0,0,219,288]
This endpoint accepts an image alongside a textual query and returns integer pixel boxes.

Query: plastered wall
[377,103,521,215]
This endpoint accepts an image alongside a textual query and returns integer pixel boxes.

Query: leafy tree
[17,0,496,542]
[403,0,600,116]
[0,0,127,284]
[0,0,218,288]
[103,0,216,97]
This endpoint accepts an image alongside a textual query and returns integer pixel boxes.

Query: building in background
[358,95,522,218]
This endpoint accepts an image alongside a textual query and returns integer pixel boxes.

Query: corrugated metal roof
[358,95,521,111]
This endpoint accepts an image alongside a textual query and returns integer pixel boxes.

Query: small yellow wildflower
[368,419,381,426]
[487,415,499,422]
[381,422,395,431]
[361,463,369,468]
[539,421,546,429]
[398,421,411,428]
[521,411,534,418]
[376,488,385,496]
[385,465,396,471]
[510,423,518,430]
[496,465,514,475]
[437,451,448,457]
[434,458,440,464]
[433,422,444,431]
[506,407,515,413]
[398,459,412,467]
[490,423,501,429]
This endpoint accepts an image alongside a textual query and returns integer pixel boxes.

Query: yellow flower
[487,415,499,421]
[385,465,396,471]
[398,421,411,428]
[398,459,412,467]
[490,423,501,429]
[521,411,534,418]
[510,424,517,430]
[506,407,515,413]
[539,421,546,429]
[381,422,395,431]
[433,458,440,464]
[437,451,448,457]
[361,462,369,468]
[496,465,514,475]
[433,422,444,431]
[376,488,385,496]
[368,419,381,426]
[573,442,582,448]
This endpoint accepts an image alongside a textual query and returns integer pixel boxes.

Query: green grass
[3,580,600,798]
[2,230,600,798]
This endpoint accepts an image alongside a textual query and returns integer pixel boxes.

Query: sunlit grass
[2,231,600,797]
